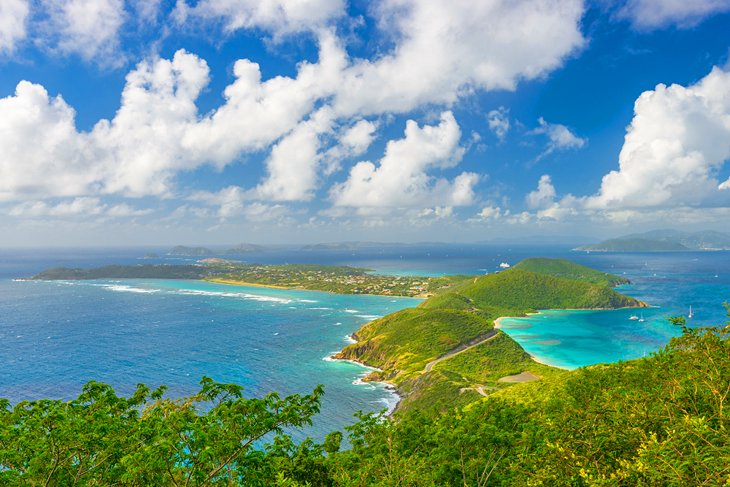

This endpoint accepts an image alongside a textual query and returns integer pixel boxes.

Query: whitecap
[102,284,160,294]
[344,309,358,313]
[356,314,382,320]
[345,334,357,344]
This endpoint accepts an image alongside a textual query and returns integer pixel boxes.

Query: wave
[355,314,382,320]
[101,284,160,294]
[345,334,357,344]
[173,289,293,304]
[344,309,359,313]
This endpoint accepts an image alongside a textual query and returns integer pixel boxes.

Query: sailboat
[638,313,645,323]
[688,306,693,319]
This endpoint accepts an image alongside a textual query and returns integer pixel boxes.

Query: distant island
[575,229,730,252]
[167,245,214,256]
[225,243,264,254]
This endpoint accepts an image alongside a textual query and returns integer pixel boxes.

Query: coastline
[325,354,401,416]
[205,277,426,299]
[204,277,293,290]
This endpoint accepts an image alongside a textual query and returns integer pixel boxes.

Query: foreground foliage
[1,317,728,485]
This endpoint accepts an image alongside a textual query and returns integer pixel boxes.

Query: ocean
[1,245,729,439]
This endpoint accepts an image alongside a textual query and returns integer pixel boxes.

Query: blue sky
[1,0,730,246]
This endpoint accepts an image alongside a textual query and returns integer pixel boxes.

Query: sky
[1,0,730,246]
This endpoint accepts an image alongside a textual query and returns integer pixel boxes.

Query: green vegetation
[513,257,630,286]
[336,259,643,414]
[32,264,213,280]
[3,318,728,485]
[31,262,459,297]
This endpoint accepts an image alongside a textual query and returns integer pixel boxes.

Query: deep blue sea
[1,245,729,439]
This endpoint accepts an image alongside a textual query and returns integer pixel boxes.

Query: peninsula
[30,261,460,298]
[334,258,644,413]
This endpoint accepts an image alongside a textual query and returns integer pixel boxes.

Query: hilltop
[336,258,644,414]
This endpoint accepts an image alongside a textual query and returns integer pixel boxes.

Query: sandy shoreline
[205,277,425,299]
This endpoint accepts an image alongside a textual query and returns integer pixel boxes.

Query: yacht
[628,314,639,321]
[688,306,693,319]
[638,313,645,323]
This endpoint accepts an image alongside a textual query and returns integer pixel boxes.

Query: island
[225,243,265,254]
[167,245,214,256]
[30,261,460,298]
[576,229,730,252]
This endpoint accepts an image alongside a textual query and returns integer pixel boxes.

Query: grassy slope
[512,257,631,286]
[337,259,642,414]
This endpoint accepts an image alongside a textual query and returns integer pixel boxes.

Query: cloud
[584,67,730,210]
[331,0,584,116]
[40,0,126,64]
[477,206,503,220]
[8,197,151,218]
[0,0,29,53]
[0,81,99,202]
[617,0,730,30]
[339,119,378,157]
[526,175,557,209]
[0,34,346,201]
[331,111,479,211]
[487,107,510,141]
[531,117,586,160]
[253,108,335,201]
[173,0,345,37]
[189,186,288,221]
[1,1,586,222]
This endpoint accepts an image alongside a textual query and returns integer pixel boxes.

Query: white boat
[638,313,645,323]
[688,306,693,319]
[628,315,639,321]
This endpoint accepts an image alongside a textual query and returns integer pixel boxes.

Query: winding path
[423,329,499,373]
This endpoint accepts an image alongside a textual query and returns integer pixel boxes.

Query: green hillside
[337,259,643,414]
[513,257,630,286]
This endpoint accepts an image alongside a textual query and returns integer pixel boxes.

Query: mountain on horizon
[576,229,730,252]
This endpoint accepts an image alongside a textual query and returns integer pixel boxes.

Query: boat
[688,305,693,319]
[638,313,645,323]
[628,315,639,321]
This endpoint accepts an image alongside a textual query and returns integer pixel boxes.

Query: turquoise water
[498,308,676,369]
[0,277,420,440]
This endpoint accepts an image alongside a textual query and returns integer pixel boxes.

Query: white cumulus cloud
[173,0,345,36]
[41,0,126,64]
[331,0,584,116]
[618,0,730,29]
[0,0,29,54]
[531,117,586,160]
[487,107,510,141]
[330,111,478,211]
[526,175,557,209]
[584,67,730,210]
